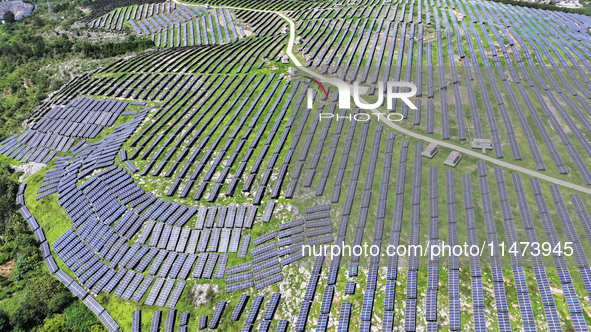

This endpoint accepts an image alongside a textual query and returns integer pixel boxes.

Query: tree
[46,291,75,315]
[10,303,40,330]
[26,274,68,313]
[64,301,101,332]
[0,309,10,332]
[3,11,15,24]
[41,314,67,332]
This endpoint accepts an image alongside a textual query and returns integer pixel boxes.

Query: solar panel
[186,230,200,254]
[164,309,176,332]
[251,242,276,257]
[155,279,176,307]
[176,227,191,252]
[245,295,263,324]
[218,228,231,253]
[131,309,141,332]
[209,301,226,329]
[148,250,168,275]
[197,229,211,252]
[229,229,241,253]
[337,302,351,332]
[167,253,186,279]
[131,275,154,303]
[45,256,59,274]
[380,299,398,327]
[83,296,105,317]
[177,254,197,280]
[136,248,159,272]
[231,294,249,321]
[404,298,417,331]
[257,320,270,332]
[144,277,165,306]
[214,254,228,279]
[235,206,246,228]
[238,234,251,258]
[276,320,288,332]
[165,281,186,308]
[198,315,207,330]
[149,310,161,332]
[203,253,218,279]
[166,226,181,251]
[348,264,358,277]
[263,293,281,320]
[99,311,119,332]
[344,281,356,294]
[225,279,253,293]
[113,269,136,297]
[253,231,277,246]
[261,201,275,223]
[103,268,127,294]
[244,206,257,228]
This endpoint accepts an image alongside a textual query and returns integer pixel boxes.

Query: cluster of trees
[3,12,15,24]
[0,161,105,331]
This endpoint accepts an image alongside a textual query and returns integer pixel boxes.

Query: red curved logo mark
[305,76,328,100]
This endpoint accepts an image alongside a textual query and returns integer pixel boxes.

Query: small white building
[280,27,288,34]
[281,54,290,64]
[471,138,493,151]
[287,67,298,76]
[421,143,439,159]
[295,36,303,44]
[444,151,462,167]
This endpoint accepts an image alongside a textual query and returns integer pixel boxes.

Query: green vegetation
[0,0,155,141]
[0,158,106,331]
[3,12,15,25]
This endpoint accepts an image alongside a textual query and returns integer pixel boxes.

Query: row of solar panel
[91,2,203,31]
[19,193,121,331]
[151,9,241,48]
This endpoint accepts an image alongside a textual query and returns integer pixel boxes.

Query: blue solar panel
[209,301,226,329]
[263,293,281,320]
[276,319,288,332]
[344,281,356,295]
[245,295,263,324]
[198,315,207,330]
[164,309,175,332]
[337,302,351,332]
[320,285,334,314]
[131,309,141,332]
[150,310,161,332]
[231,294,249,321]
[179,311,189,326]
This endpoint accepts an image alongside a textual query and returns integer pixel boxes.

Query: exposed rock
[11,162,44,182]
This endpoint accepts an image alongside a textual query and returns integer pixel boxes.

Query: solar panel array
[91,3,244,48]
[462,173,487,331]
[1,97,129,164]
[7,0,591,331]
[425,166,439,328]
[446,169,461,331]
[401,143,423,332]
